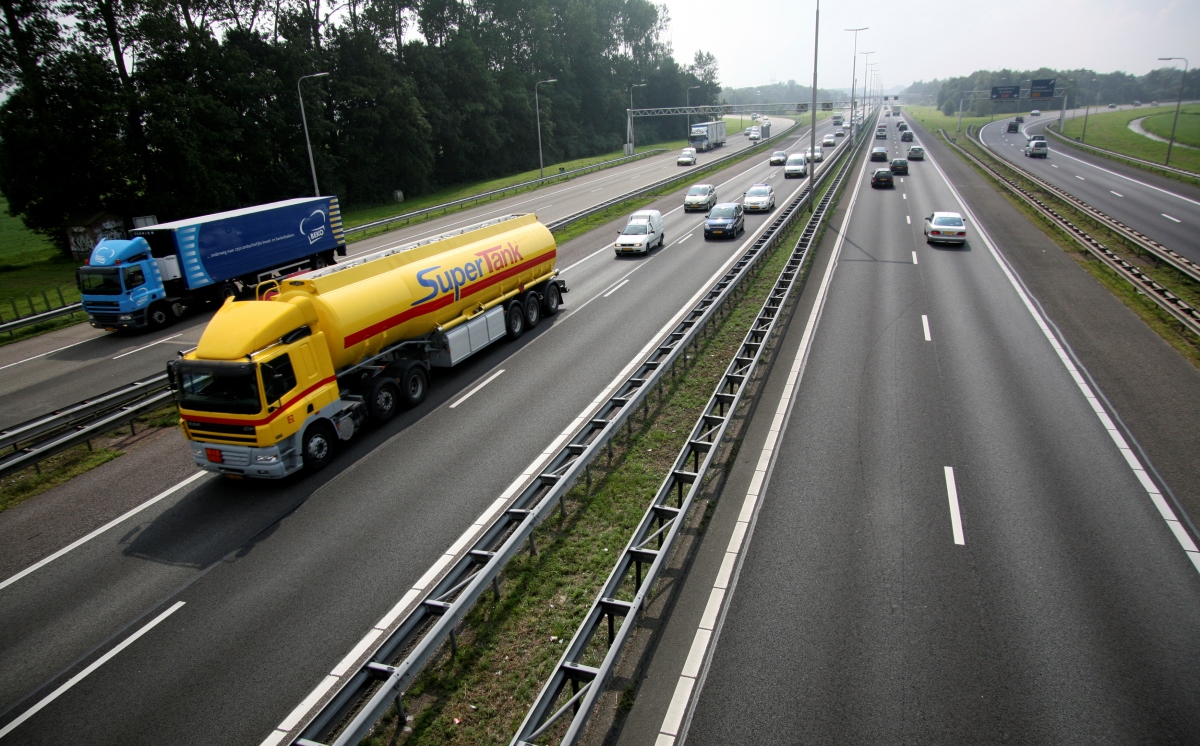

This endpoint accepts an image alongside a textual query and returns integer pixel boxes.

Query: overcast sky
[659,0,1199,90]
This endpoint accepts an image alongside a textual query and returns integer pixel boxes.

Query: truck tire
[523,292,541,329]
[302,422,337,471]
[148,302,171,329]
[367,377,400,423]
[541,283,561,316]
[219,282,238,303]
[505,300,525,340]
[398,362,427,407]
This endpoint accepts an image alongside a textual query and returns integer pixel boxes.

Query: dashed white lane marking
[1111,191,1123,197]
[945,467,966,545]
[912,251,918,264]
[1075,175,1086,180]
[922,315,931,341]
[0,337,96,371]
[449,369,505,409]
[903,193,907,200]
[603,279,631,297]
[1051,164,1059,168]
[0,601,186,738]
[654,146,875,745]
[1163,214,1182,223]
[906,215,911,225]
[680,233,693,243]
[111,333,183,360]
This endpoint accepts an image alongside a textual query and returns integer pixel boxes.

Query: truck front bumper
[190,441,303,479]
[87,307,149,330]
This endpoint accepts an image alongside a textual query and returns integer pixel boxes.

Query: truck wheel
[367,377,400,423]
[524,292,542,329]
[313,253,333,269]
[541,283,561,316]
[505,300,525,340]
[398,362,427,407]
[148,302,171,329]
[219,282,238,302]
[302,422,337,471]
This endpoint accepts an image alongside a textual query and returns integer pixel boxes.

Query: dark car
[870,147,888,161]
[1006,121,1020,133]
[769,150,788,165]
[704,203,745,240]
[1015,115,1025,123]
[901,130,914,142]
[871,169,894,188]
[890,158,909,175]
[897,122,908,131]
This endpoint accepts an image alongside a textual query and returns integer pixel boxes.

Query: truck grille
[89,313,121,325]
[217,450,251,467]
[83,301,120,310]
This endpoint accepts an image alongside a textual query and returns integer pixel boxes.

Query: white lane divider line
[912,251,918,264]
[903,193,907,200]
[1051,164,1058,168]
[944,467,966,545]
[1162,214,1181,223]
[906,215,911,225]
[603,279,631,298]
[1110,191,1123,197]
[449,369,505,409]
[1075,175,1086,181]
[0,601,186,738]
[922,315,931,341]
[655,149,874,746]
[111,333,183,360]
[0,471,207,592]
[0,337,96,371]
[680,233,693,243]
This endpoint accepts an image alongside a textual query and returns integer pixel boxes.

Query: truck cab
[78,237,183,330]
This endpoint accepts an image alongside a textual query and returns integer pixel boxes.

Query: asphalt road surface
[0,119,845,744]
[0,120,795,432]
[615,118,1200,745]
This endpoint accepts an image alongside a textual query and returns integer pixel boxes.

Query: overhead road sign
[991,85,1021,100]
[1030,79,1056,99]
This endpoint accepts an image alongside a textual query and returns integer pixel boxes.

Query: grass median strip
[940,130,1200,369]
[359,171,840,745]
[1058,104,1200,177]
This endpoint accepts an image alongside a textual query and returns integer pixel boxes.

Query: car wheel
[524,291,542,329]
[367,377,400,423]
[301,422,337,472]
[505,300,525,340]
[541,282,561,316]
[660,232,666,248]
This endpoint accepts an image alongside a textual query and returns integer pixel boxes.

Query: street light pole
[845,28,868,139]
[687,85,701,134]
[809,0,820,194]
[861,52,874,123]
[628,83,647,153]
[1159,57,1190,166]
[1082,78,1094,143]
[298,72,330,197]
[535,78,557,178]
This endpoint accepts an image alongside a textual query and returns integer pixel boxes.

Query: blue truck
[77,197,346,331]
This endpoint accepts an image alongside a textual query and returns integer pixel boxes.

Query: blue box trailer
[78,197,346,331]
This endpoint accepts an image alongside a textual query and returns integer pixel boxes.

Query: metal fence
[1,287,83,335]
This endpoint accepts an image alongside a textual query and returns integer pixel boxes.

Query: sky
[659,0,1199,91]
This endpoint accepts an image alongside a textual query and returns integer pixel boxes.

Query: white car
[744,127,753,136]
[743,183,775,212]
[677,147,697,166]
[615,210,665,256]
[835,127,845,137]
[805,147,824,162]
[822,135,836,147]
[684,183,717,211]
[924,212,968,245]
[1031,109,1041,117]
[749,127,761,141]
[784,153,808,178]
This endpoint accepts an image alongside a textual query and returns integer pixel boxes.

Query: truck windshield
[78,267,122,295]
[170,360,262,415]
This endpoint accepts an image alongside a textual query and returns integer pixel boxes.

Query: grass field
[1139,106,1200,149]
[0,198,83,334]
[1059,104,1200,174]
[903,105,1024,135]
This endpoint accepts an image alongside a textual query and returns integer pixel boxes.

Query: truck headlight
[118,314,132,321]
[255,454,279,463]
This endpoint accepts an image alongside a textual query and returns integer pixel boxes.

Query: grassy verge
[1140,106,1200,149]
[940,129,1200,370]
[0,197,82,339]
[905,105,1021,135]
[0,403,179,515]
[1059,104,1200,174]
[358,157,849,745]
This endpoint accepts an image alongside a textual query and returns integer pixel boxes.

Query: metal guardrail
[0,302,84,335]
[511,120,865,746]
[0,374,173,477]
[974,128,1200,285]
[1042,125,1200,182]
[941,129,1200,338]
[282,115,853,746]
[342,150,666,237]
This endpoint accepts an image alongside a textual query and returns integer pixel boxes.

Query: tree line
[905,67,1199,117]
[0,0,721,257]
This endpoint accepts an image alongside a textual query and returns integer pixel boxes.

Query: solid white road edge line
[0,471,208,592]
[0,601,185,739]
[945,466,966,545]
[656,147,874,745]
[448,369,505,409]
[923,139,1200,576]
[922,315,932,341]
[260,154,825,746]
[111,333,183,360]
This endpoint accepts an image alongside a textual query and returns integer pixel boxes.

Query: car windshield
[892,160,907,165]
[934,216,964,227]
[910,147,924,153]
[747,187,770,197]
[787,155,805,165]
[623,223,650,235]
[681,149,695,155]
[873,148,886,153]
[77,267,122,295]
[709,206,736,218]
[773,152,786,157]
[874,170,891,177]
[687,186,709,196]
[170,360,262,415]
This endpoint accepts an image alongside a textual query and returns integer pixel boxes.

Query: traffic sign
[1030,79,1056,99]
[991,85,1021,100]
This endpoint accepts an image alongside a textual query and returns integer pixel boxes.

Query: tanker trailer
[167,213,566,478]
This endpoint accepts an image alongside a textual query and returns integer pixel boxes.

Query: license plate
[712,230,724,234]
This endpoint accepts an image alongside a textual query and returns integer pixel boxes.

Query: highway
[977,114,1200,262]
[0,119,846,743]
[0,121,792,432]
[614,116,1200,744]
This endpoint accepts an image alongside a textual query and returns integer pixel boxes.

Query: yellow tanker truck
[167,213,566,478]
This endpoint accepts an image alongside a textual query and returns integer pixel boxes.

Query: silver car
[684,184,717,211]
[924,212,968,245]
[784,154,808,178]
[743,183,775,212]
[677,147,697,166]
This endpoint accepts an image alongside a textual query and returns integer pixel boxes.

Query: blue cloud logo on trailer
[301,210,327,245]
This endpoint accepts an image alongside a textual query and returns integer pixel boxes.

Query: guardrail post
[9,298,19,319]
[528,534,537,556]
[41,289,51,311]
[26,294,35,314]
[56,288,66,307]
